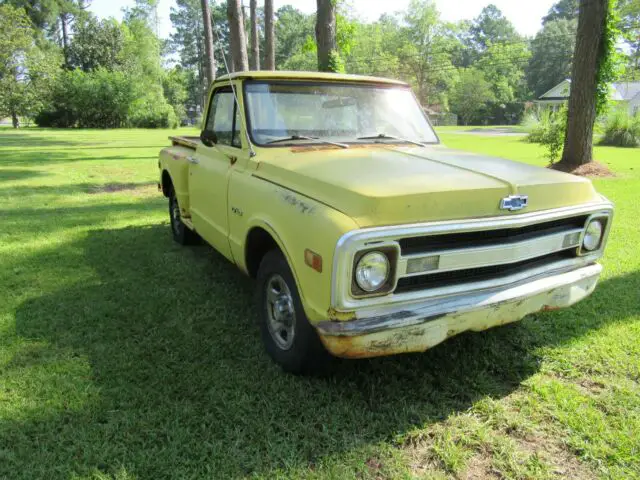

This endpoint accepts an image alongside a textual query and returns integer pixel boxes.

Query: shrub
[128,95,178,129]
[523,107,567,164]
[36,69,135,128]
[600,108,640,147]
[35,69,178,129]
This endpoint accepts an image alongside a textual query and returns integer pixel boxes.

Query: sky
[89,0,558,40]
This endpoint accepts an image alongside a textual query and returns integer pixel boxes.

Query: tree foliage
[450,68,494,125]
[4,0,640,129]
[0,4,61,126]
[527,19,577,97]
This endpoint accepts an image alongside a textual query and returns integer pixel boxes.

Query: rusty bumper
[316,263,602,359]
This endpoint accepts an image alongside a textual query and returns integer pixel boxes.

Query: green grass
[1,128,639,479]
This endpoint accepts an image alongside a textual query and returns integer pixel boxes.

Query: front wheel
[169,190,198,245]
[256,250,329,373]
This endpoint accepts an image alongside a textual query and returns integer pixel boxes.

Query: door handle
[227,155,238,165]
[187,156,199,165]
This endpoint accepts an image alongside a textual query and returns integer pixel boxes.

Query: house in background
[536,79,640,114]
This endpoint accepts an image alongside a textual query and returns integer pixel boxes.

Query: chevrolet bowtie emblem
[500,195,528,211]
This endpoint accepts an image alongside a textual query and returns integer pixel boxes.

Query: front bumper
[316,263,602,359]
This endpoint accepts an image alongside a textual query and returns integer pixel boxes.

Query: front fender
[228,171,359,323]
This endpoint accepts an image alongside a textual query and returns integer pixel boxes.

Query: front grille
[399,215,588,255]
[394,250,575,293]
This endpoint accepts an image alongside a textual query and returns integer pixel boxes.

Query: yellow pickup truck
[158,71,613,373]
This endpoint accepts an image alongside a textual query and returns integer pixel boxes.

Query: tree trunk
[11,111,20,129]
[315,0,337,72]
[200,0,216,87]
[264,0,275,70]
[227,0,249,72]
[60,13,69,67]
[249,0,260,70]
[560,0,608,166]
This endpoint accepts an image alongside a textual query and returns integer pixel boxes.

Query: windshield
[244,81,438,146]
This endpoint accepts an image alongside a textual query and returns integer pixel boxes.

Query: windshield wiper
[265,135,349,149]
[356,133,426,147]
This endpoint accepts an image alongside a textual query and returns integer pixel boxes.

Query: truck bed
[169,135,200,150]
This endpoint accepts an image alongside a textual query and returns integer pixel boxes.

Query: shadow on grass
[0,181,157,197]
[0,149,159,166]
[5,224,640,479]
[0,169,49,182]
[0,133,81,148]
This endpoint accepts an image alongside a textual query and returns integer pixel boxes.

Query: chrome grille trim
[397,227,583,277]
[331,201,614,311]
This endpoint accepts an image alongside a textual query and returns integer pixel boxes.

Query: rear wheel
[169,190,198,245]
[257,250,329,373]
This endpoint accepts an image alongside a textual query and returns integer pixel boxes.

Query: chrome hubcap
[265,274,296,350]
[170,197,181,235]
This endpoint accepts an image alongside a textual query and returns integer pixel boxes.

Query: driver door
[189,87,241,261]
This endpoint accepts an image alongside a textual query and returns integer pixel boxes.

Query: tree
[201,0,216,85]
[315,0,338,72]
[275,5,314,68]
[264,0,275,70]
[618,0,640,74]
[227,0,248,71]
[542,0,579,24]
[561,0,611,167]
[0,4,61,127]
[477,40,530,104]
[470,4,520,51]
[450,68,494,125]
[249,0,260,69]
[397,0,458,107]
[163,65,189,120]
[67,17,126,72]
[527,19,577,97]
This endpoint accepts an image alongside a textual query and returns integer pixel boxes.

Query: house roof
[538,79,640,101]
[610,81,640,101]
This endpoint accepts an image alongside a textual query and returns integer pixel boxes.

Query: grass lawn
[0,128,639,479]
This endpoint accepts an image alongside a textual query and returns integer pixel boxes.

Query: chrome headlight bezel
[578,213,611,255]
[351,246,399,297]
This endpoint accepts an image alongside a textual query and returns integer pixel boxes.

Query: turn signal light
[304,249,323,273]
[406,255,440,274]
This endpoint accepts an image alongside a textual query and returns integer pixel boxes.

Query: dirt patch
[461,454,500,479]
[86,182,156,195]
[549,161,615,177]
[516,435,597,479]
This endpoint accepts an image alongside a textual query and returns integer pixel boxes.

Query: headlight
[582,219,603,251]
[355,252,390,292]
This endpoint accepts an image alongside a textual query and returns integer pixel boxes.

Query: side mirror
[200,130,217,147]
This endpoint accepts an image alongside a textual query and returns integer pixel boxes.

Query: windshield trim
[242,79,440,148]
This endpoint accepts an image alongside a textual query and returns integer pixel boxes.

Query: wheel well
[245,227,280,278]
[161,170,173,197]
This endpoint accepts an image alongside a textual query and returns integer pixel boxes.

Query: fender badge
[500,195,528,211]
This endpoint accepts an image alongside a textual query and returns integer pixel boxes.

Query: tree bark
[315,0,337,72]
[60,13,69,67]
[200,0,216,87]
[560,0,608,166]
[249,0,260,70]
[264,0,275,70]
[11,111,20,129]
[227,0,249,72]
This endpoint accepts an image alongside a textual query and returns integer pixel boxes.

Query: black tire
[257,249,330,374]
[169,189,199,245]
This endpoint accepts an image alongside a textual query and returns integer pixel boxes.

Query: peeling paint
[282,192,316,215]
[317,263,602,359]
[326,308,356,322]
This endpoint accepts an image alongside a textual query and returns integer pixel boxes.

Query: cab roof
[215,70,409,87]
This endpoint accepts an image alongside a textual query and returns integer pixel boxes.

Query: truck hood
[254,145,600,227]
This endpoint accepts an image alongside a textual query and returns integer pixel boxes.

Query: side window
[205,89,241,148]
